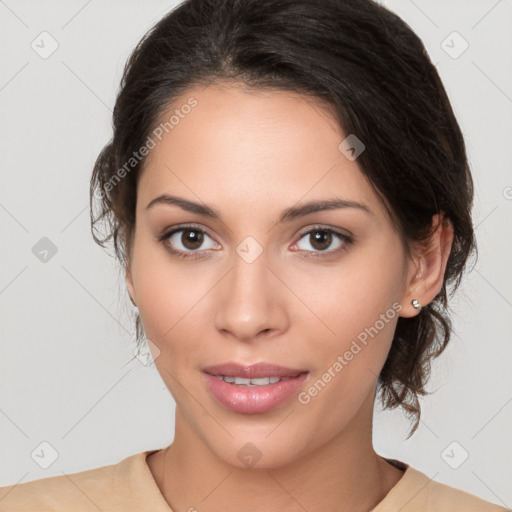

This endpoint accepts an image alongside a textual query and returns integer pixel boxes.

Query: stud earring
[411,299,422,311]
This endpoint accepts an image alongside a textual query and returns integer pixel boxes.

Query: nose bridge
[214,240,284,340]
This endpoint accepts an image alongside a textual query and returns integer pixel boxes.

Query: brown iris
[180,229,204,250]
[309,230,332,251]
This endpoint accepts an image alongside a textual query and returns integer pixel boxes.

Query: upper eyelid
[293,227,352,251]
[161,224,218,245]
[162,223,217,241]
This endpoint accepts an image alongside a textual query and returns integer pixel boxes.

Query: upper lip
[202,362,308,379]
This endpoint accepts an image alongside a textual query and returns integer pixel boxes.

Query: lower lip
[203,372,309,414]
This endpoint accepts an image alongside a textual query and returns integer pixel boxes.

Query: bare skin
[126,81,454,512]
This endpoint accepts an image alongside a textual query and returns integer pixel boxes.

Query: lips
[202,362,309,414]
[202,362,307,379]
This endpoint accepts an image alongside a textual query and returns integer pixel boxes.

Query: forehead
[137,82,383,221]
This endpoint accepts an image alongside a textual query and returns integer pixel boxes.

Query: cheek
[302,246,405,390]
[133,256,209,402]
[295,278,402,438]
[301,245,405,343]
[130,237,208,356]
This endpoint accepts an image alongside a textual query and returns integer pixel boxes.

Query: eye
[293,226,353,257]
[158,224,353,260]
[159,224,220,259]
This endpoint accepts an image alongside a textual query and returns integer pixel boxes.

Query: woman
[0,0,508,510]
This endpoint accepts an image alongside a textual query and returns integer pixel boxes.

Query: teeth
[250,377,271,386]
[216,375,296,386]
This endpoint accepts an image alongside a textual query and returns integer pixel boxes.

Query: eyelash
[158,223,354,260]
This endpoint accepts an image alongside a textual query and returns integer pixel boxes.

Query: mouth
[202,362,310,414]
[213,374,301,386]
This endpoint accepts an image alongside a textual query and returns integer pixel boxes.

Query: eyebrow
[146,194,373,222]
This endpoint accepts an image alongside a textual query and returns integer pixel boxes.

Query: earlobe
[400,213,454,318]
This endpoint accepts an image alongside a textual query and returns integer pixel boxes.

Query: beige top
[0,451,509,511]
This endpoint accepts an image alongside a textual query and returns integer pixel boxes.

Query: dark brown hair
[90,0,476,438]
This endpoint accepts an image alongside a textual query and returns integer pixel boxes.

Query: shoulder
[0,462,116,511]
[0,451,161,512]
[375,463,510,512]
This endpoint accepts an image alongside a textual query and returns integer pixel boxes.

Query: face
[126,82,417,469]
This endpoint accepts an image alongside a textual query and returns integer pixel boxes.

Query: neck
[149,397,405,512]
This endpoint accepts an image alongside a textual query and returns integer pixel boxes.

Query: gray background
[1,0,511,506]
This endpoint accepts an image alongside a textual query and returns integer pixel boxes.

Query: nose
[214,249,289,343]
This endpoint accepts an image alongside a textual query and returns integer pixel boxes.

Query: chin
[199,427,316,471]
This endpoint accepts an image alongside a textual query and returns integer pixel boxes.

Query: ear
[399,213,454,318]
[125,264,137,307]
